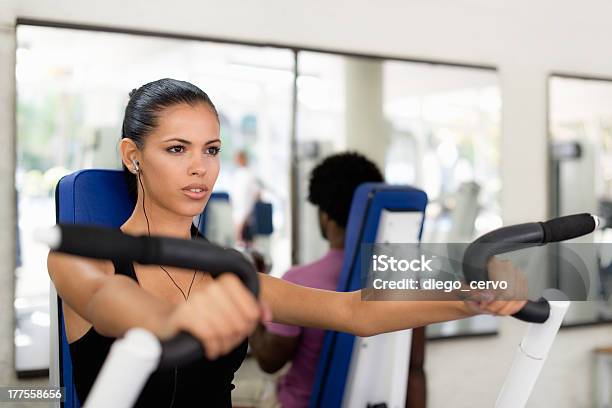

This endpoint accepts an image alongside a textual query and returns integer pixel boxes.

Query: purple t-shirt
[265,249,344,408]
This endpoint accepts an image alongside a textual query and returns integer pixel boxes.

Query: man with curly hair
[245,152,384,408]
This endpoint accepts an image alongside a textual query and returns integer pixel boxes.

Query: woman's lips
[182,188,208,200]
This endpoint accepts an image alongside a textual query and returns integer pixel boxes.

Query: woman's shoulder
[48,251,115,277]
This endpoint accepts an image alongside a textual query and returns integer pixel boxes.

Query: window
[549,75,612,326]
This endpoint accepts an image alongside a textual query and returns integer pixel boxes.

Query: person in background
[230,150,261,247]
[246,152,384,408]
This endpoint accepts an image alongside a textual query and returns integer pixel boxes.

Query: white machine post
[84,328,162,408]
[495,294,570,408]
[342,209,424,408]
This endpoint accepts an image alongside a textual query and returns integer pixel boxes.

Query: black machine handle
[462,213,597,323]
[46,223,259,369]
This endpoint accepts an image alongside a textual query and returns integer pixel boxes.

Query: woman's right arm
[47,251,264,359]
[48,251,175,337]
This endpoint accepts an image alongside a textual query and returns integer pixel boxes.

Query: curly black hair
[308,152,384,228]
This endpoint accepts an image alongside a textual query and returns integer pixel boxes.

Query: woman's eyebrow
[162,137,191,144]
[161,137,221,145]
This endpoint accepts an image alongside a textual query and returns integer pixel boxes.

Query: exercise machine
[44,168,599,407]
[462,212,597,407]
[38,212,597,408]
[39,224,259,408]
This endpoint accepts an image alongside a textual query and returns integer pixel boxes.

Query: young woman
[47,78,526,407]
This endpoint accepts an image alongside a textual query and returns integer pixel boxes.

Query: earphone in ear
[131,158,140,173]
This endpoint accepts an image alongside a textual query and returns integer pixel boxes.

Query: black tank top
[69,225,248,407]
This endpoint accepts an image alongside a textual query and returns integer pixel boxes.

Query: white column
[499,66,549,224]
[344,58,390,171]
[0,20,16,385]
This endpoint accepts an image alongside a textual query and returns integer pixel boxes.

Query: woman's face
[138,102,221,217]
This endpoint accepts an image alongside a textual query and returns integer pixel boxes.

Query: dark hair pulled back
[121,78,219,200]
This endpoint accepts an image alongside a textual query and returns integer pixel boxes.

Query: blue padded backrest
[309,183,428,408]
[55,169,136,408]
[196,192,230,235]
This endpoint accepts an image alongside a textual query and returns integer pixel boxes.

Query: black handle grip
[462,227,551,323]
[54,223,259,367]
[540,213,596,242]
[158,332,208,370]
[462,213,596,323]
[462,222,546,282]
[55,224,259,296]
[510,298,550,323]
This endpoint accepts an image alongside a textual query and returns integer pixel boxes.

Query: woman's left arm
[259,257,527,337]
[259,273,358,333]
[261,273,485,337]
